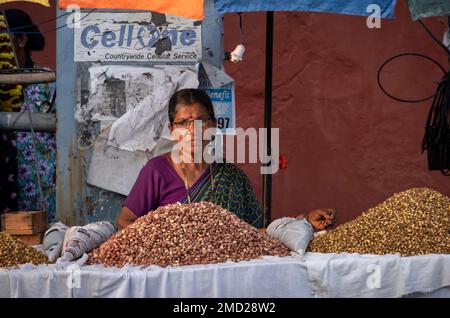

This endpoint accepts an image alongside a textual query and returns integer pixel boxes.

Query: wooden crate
[0,211,48,235]
[12,232,45,246]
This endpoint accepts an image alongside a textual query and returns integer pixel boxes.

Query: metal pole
[0,112,57,132]
[262,11,273,227]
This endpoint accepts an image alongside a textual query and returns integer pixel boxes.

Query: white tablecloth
[305,253,450,297]
[1,253,449,298]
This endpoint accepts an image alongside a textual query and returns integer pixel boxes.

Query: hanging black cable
[377,53,447,103]
[7,11,73,32]
[39,8,96,34]
[239,13,245,45]
[377,17,450,175]
[4,8,96,35]
[421,70,450,176]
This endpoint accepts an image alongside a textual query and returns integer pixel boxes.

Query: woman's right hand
[306,209,336,231]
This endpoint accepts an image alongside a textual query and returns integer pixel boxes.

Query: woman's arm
[117,206,138,230]
[116,160,162,229]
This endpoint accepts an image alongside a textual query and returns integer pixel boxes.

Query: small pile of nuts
[0,232,48,268]
[308,188,450,256]
[89,202,290,267]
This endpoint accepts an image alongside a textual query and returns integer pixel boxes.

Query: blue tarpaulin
[215,0,397,18]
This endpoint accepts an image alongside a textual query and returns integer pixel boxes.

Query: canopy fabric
[0,0,50,6]
[215,0,397,18]
[59,0,204,20]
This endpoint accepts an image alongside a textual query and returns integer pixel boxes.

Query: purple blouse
[123,155,209,217]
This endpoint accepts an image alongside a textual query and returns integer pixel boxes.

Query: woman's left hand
[307,208,336,231]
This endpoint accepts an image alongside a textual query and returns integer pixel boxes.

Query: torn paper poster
[200,62,234,87]
[199,62,236,134]
[106,65,198,152]
[77,64,198,152]
[87,126,175,195]
[76,65,156,124]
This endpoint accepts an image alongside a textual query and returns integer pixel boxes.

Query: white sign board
[74,12,202,62]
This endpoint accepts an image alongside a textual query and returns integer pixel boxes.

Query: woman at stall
[117,89,335,230]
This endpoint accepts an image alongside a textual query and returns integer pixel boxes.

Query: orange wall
[223,1,450,224]
[0,0,56,69]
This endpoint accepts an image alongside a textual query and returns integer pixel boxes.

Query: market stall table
[1,252,449,298]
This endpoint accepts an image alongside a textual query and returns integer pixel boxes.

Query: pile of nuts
[0,232,48,268]
[308,188,450,256]
[89,201,290,267]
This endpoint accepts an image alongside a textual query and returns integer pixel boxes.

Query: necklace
[181,163,215,204]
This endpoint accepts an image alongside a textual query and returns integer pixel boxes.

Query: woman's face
[170,103,216,158]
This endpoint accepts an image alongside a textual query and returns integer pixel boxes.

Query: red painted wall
[223,1,450,224]
[0,0,56,70]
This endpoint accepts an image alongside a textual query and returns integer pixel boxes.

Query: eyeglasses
[172,117,214,128]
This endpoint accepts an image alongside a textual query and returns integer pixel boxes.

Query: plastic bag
[266,217,314,255]
[57,221,117,263]
[43,222,69,262]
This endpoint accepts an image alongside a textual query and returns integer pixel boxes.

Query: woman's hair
[168,89,216,124]
[5,9,45,55]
